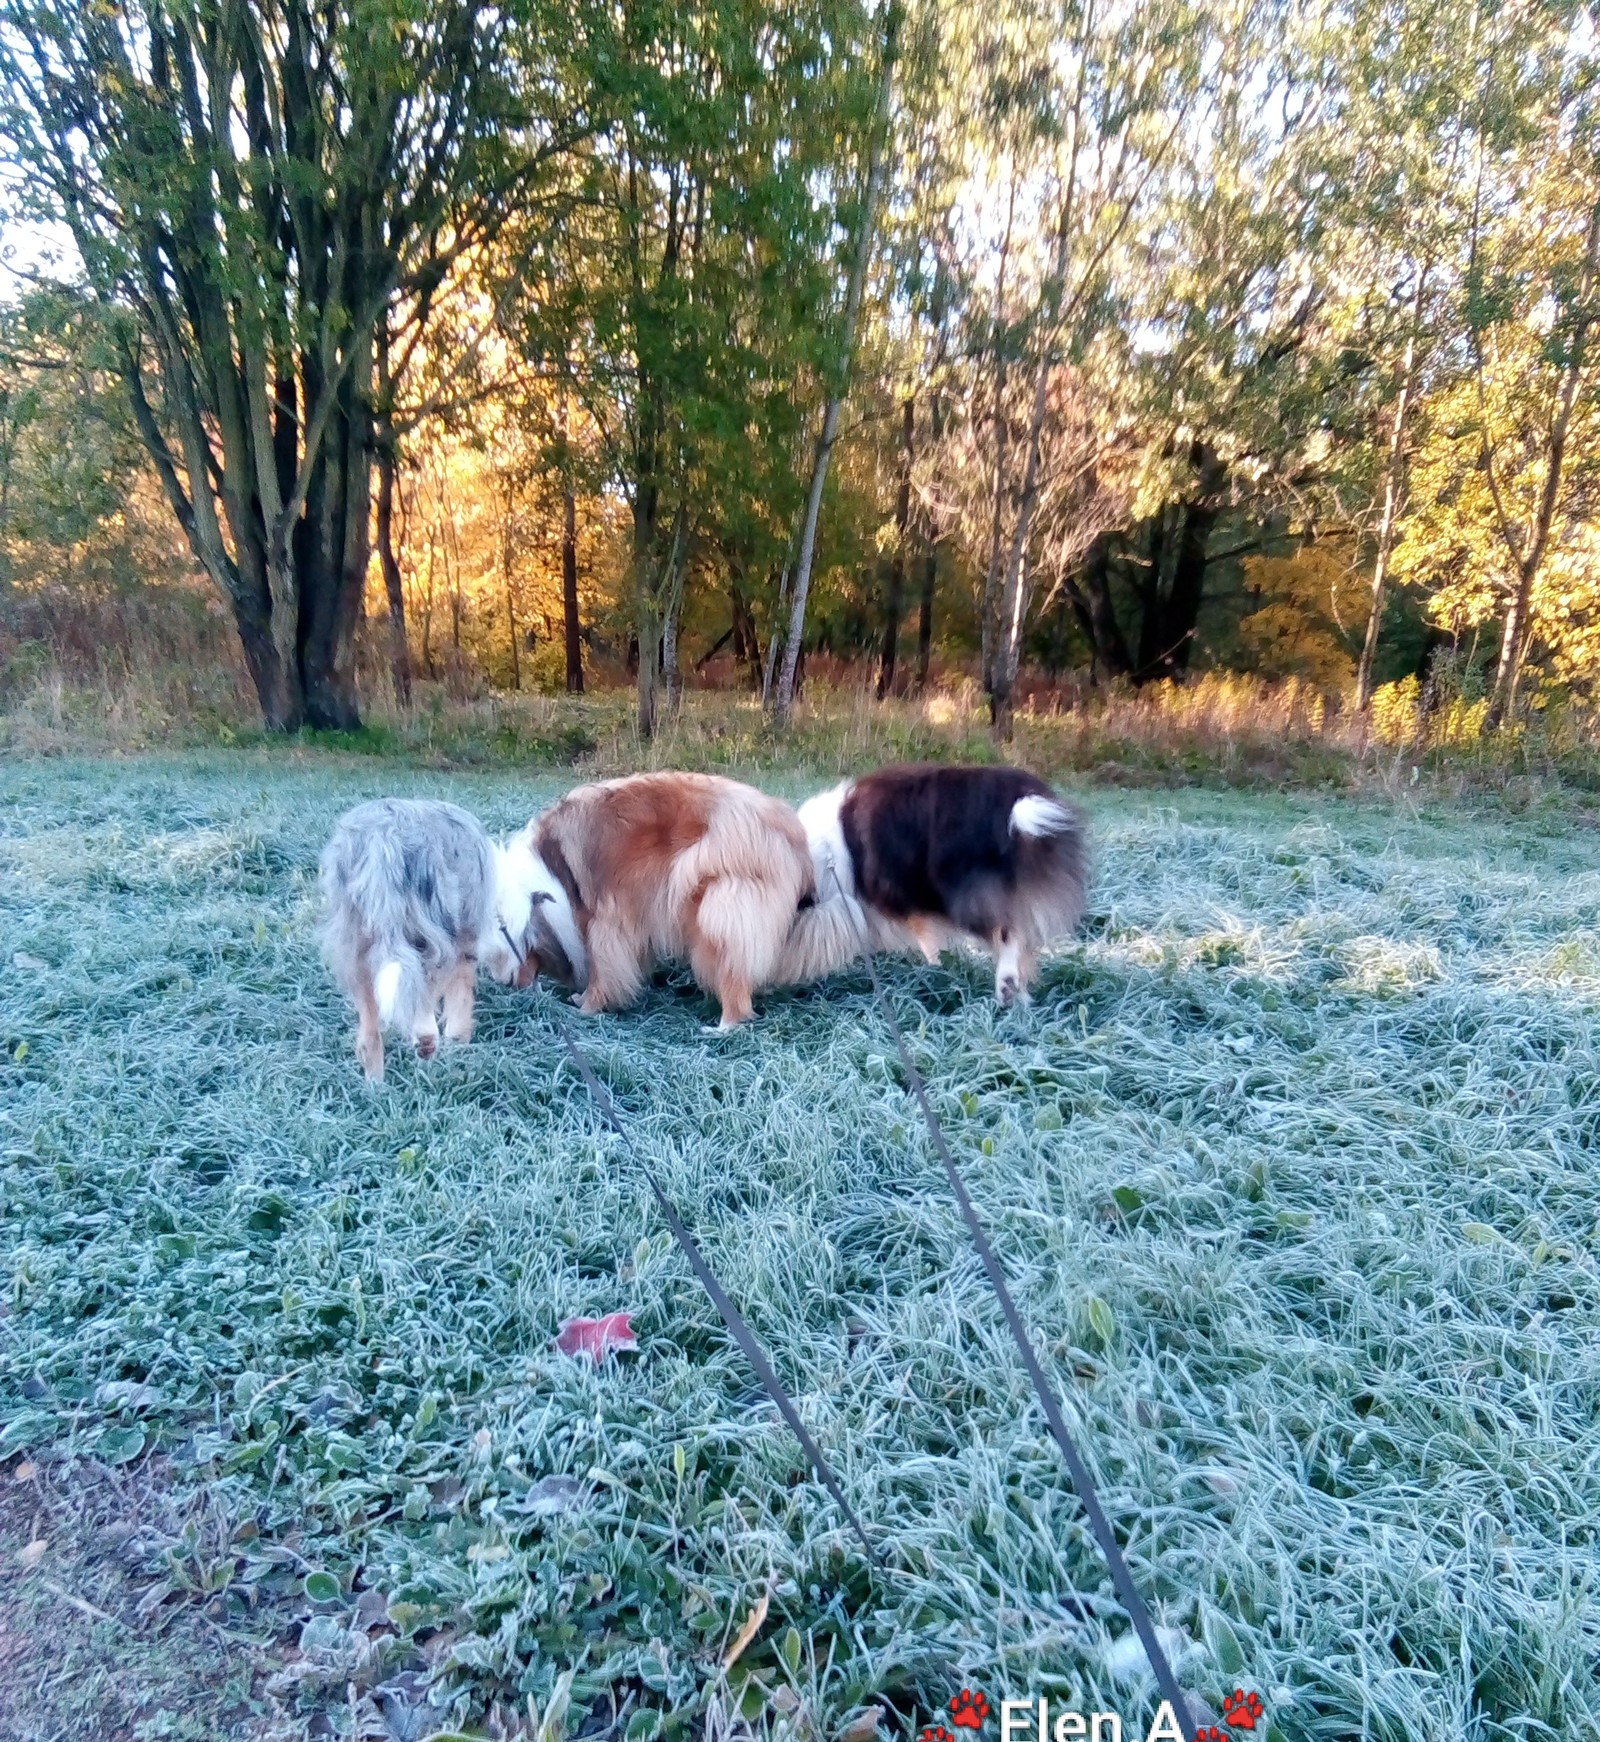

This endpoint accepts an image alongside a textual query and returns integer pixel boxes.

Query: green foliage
[0,288,185,593]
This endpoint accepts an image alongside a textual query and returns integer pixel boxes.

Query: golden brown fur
[517,772,816,1027]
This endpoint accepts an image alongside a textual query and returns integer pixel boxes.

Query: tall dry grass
[0,579,254,747]
[6,584,1600,797]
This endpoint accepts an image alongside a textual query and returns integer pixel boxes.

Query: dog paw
[414,1030,438,1060]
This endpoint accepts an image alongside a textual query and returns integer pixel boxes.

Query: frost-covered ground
[3,751,1599,1741]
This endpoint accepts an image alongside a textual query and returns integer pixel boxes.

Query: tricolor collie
[319,798,565,1082]
[503,772,814,1028]
[791,763,1086,1004]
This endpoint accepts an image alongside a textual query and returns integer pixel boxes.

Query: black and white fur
[318,798,583,1081]
[786,763,1086,1005]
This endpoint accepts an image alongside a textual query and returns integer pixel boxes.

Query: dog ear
[529,907,576,987]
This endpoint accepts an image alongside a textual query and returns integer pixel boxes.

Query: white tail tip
[1011,795,1075,837]
[374,960,402,1023]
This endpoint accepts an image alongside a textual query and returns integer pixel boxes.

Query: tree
[514,0,877,736]
[0,286,186,593]
[1387,3,1600,723]
[771,5,898,724]
[0,0,592,728]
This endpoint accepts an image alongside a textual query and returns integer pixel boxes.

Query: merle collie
[786,763,1086,1005]
[318,798,567,1081]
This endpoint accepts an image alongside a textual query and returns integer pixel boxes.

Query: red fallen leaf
[555,1312,639,1363]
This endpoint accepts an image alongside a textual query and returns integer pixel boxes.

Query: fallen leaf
[722,1582,771,1672]
[96,1380,161,1411]
[555,1312,639,1363]
[13,1461,37,1482]
[12,952,47,972]
[19,1538,48,1569]
[510,1474,588,1517]
[837,1708,883,1742]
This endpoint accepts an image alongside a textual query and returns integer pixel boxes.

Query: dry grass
[6,592,1599,803]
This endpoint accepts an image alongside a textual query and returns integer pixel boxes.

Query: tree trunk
[730,583,761,687]
[633,490,661,739]
[503,510,521,691]
[376,434,411,707]
[1356,269,1429,711]
[1489,564,1536,728]
[990,203,1072,738]
[661,505,690,715]
[877,396,914,700]
[374,321,410,708]
[1130,447,1226,685]
[295,363,369,732]
[773,15,897,725]
[1067,531,1132,679]
[562,473,583,693]
[761,561,790,706]
[980,171,1019,696]
[914,384,945,692]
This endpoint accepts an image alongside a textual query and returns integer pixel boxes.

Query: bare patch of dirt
[0,1456,299,1742]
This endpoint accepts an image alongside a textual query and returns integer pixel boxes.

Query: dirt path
[0,1457,298,1742]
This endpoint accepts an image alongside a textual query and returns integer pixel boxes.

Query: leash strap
[543,996,882,1566]
[857,951,1198,1739]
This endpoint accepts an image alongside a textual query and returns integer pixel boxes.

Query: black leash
[834,896,1198,1738]
[536,987,882,1566]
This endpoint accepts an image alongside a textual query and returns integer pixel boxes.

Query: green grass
[4,748,1600,1741]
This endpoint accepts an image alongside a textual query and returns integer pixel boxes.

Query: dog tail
[1010,792,1088,947]
[771,892,914,986]
[373,952,428,1030]
[1010,793,1078,838]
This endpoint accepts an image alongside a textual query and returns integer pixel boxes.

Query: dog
[500,771,815,1027]
[318,797,570,1080]
[787,762,1086,1004]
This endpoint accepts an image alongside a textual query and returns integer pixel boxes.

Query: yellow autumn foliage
[1239,543,1366,689]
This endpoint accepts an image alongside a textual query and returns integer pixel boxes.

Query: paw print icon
[949,1690,990,1731]
[1222,1689,1265,1731]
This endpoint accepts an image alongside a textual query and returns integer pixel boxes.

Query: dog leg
[353,963,384,1083]
[708,977,755,1030]
[689,876,775,1028]
[441,957,475,1043]
[994,929,1027,1007]
[1018,944,1039,1001]
[909,916,946,965]
[412,985,441,1058]
[576,910,642,1015]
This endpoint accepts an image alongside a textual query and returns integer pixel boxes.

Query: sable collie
[788,763,1086,1004]
[503,772,816,1027]
[318,798,564,1081]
